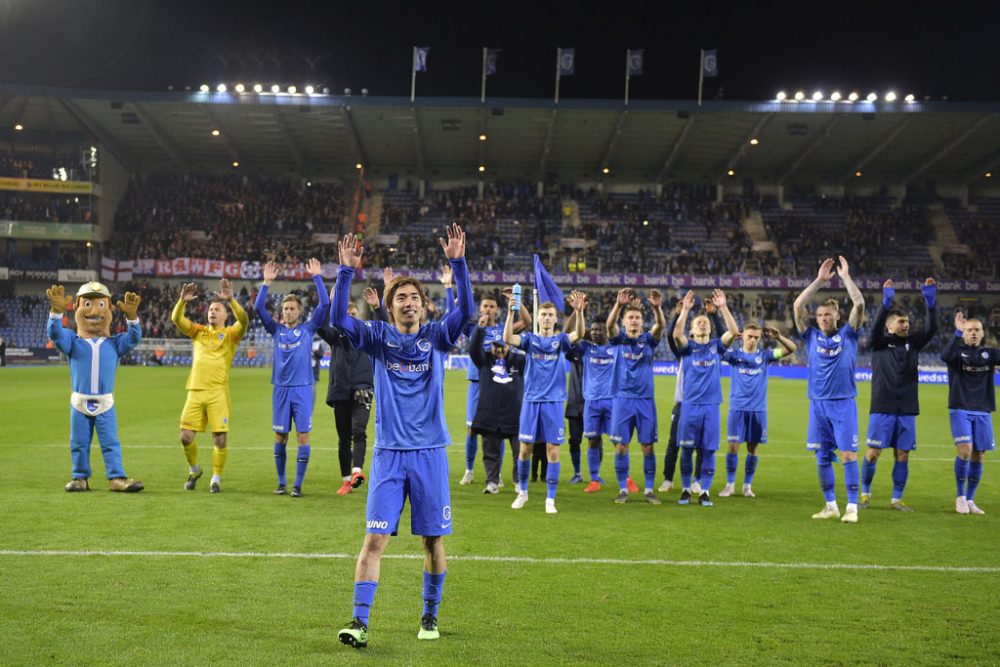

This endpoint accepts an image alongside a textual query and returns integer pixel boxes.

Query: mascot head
[74,282,113,339]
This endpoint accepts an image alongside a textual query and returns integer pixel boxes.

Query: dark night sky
[0,0,997,100]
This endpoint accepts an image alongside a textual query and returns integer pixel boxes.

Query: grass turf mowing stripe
[2,549,998,573]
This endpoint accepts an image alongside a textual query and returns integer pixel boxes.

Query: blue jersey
[724,347,778,412]
[801,324,859,400]
[255,276,329,387]
[576,339,616,401]
[462,319,504,382]
[609,331,658,399]
[519,332,572,403]
[331,259,473,450]
[48,315,142,395]
[677,338,727,405]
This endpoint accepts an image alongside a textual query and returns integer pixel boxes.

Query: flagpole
[533,289,539,334]
[554,48,562,104]
[411,46,417,103]
[481,47,488,104]
[697,49,704,107]
[624,49,631,106]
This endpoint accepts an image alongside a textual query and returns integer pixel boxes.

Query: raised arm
[837,256,865,331]
[913,278,938,350]
[307,258,331,329]
[666,309,682,356]
[255,261,279,334]
[606,288,632,339]
[331,234,366,345]
[220,278,249,340]
[673,291,695,349]
[567,291,586,344]
[504,287,531,333]
[503,293,522,348]
[648,289,666,340]
[45,285,75,355]
[713,289,740,346]
[794,258,835,334]
[114,292,143,356]
[171,283,198,336]
[764,326,797,359]
[941,310,964,363]
[438,224,473,343]
[468,318,489,369]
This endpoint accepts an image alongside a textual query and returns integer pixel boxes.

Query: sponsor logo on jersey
[387,361,431,373]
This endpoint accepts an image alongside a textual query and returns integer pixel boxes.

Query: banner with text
[2,221,95,241]
[0,177,97,195]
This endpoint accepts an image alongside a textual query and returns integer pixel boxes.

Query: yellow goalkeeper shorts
[180,388,231,433]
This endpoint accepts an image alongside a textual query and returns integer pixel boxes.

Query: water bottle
[511,283,522,311]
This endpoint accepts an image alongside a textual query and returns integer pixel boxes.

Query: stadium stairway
[362,191,383,238]
[927,204,959,270]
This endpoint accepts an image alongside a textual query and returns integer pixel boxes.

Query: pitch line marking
[0,549,997,574]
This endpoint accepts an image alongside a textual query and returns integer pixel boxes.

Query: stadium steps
[927,204,960,270]
[363,191,383,238]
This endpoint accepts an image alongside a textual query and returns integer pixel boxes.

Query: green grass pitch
[1,366,997,666]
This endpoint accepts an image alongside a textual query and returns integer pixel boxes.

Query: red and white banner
[130,256,340,281]
[100,256,134,283]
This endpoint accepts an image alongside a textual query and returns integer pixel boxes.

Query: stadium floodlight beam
[253,83,263,93]
[775,91,787,101]
[749,138,759,145]
[232,160,239,168]
[288,85,297,94]
[304,85,315,95]
[234,83,245,93]
[811,91,823,101]
[271,84,281,94]
[478,165,486,173]
[986,172,993,178]
[211,129,220,137]
[199,84,210,93]
[216,83,227,93]
[866,92,878,102]
[830,91,842,101]
[885,91,897,102]
[855,170,863,177]
[356,163,363,170]
[794,91,805,101]
[848,92,859,101]
[602,167,610,174]
[904,93,915,102]
[479,134,488,141]
[727,169,735,176]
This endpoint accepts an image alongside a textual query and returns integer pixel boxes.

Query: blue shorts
[365,447,452,537]
[949,410,996,452]
[610,398,658,445]
[519,401,565,445]
[583,398,614,438]
[807,398,858,452]
[678,403,720,451]
[866,413,916,451]
[272,385,314,434]
[727,410,767,445]
[465,381,479,427]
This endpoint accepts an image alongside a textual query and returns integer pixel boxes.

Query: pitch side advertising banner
[125,260,1000,293]
[0,177,97,195]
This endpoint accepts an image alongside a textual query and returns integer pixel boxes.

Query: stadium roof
[2,84,999,189]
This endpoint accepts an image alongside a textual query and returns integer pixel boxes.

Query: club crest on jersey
[442,505,452,521]
[983,351,990,359]
[293,329,300,337]
[86,400,99,413]
[832,334,842,343]
[754,355,763,364]
[416,338,431,352]
[217,333,225,340]
[551,340,559,350]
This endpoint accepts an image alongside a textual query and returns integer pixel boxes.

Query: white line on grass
[1,549,998,574]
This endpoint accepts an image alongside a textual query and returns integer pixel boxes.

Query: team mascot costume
[46,281,145,492]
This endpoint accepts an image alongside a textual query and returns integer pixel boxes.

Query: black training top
[941,333,999,413]
[869,302,937,415]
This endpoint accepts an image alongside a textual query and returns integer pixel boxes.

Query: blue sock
[744,454,759,485]
[293,445,311,488]
[725,452,738,485]
[546,462,560,500]
[955,457,969,497]
[643,453,655,491]
[587,447,602,480]
[861,457,877,495]
[967,461,983,501]
[517,458,530,493]
[570,448,582,475]
[699,450,716,491]
[680,447,693,489]
[843,459,859,504]
[891,460,908,501]
[422,570,446,618]
[353,580,378,625]
[465,433,478,471]
[274,442,287,485]
[614,452,629,491]
[817,452,836,503]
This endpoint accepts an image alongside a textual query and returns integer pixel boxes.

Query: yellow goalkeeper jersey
[171,298,249,390]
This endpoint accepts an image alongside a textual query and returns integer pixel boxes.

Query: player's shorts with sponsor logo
[865,413,916,451]
[610,397,658,445]
[271,385,314,434]
[583,398,614,438]
[365,446,452,536]
[678,402,720,451]
[519,401,565,445]
[806,398,858,452]
[180,388,231,433]
[727,409,767,445]
[949,409,995,452]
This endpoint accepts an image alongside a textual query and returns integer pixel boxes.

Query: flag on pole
[486,48,500,76]
[701,49,718,78]
[414,46,430,72]
[627,49,644,76]
[559,48,575,76]
[101,257,134,283]
[533,254,565,307]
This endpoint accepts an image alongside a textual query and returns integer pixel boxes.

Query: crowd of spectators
[1,192,91,224]
[0,151,87,181]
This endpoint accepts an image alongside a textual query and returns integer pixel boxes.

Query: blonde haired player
[171,278,249,493]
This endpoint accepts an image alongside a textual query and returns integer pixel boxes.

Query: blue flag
[414,46,430,72]
[627,49,644,76]
[486,48,499,76]
[533,254,565,308]
[702,49,718,78]
[559,48,575,76]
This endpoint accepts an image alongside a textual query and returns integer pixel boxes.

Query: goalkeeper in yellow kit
[171,278,249,493]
